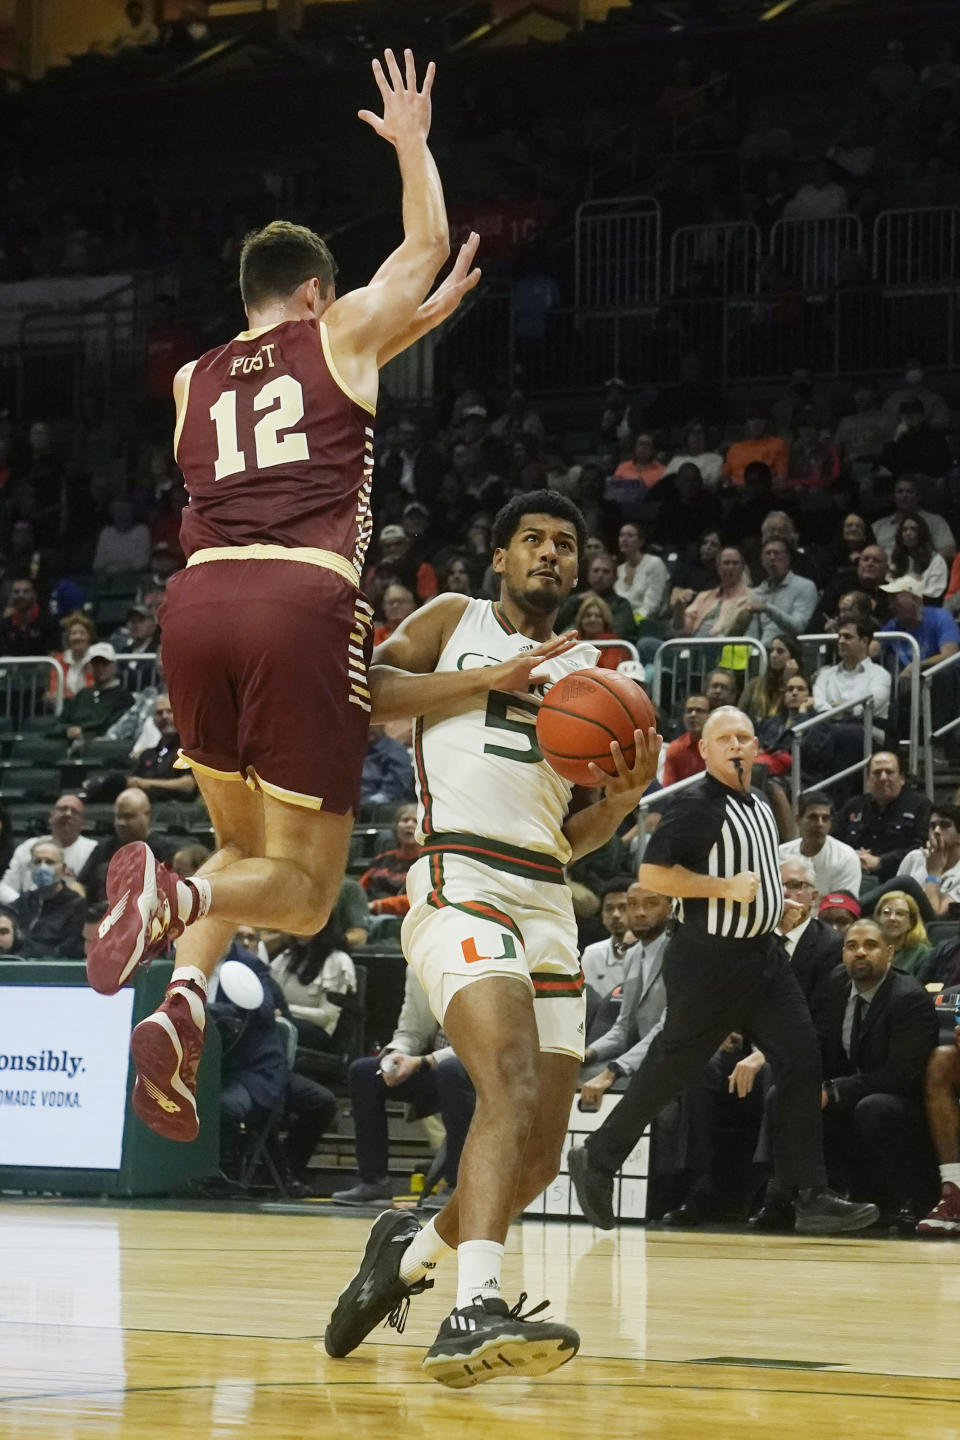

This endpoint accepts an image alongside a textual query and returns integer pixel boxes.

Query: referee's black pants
[586,926,828,1191]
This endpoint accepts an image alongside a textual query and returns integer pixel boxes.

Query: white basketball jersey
[413,598,599,873]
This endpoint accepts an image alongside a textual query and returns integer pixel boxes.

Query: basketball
[536,667,657,787]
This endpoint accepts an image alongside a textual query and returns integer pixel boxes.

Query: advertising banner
[0,987,135,1169]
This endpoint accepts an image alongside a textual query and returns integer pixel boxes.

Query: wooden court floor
[2,1203,960,1439]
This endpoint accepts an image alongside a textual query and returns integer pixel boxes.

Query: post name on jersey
[228,343,277,377]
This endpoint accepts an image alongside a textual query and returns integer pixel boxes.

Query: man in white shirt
[873,476,956,561]
[2,794,97,896]
[897,803,960,918]
[813,618,891,719]
[580,878,636,1000]
[781,161,848,222]
[779,790,862,898]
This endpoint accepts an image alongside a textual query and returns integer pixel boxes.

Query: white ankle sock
[398,1215,456,1285]
[171,965,207,992]
[455,1239,504,1311]
[176,877,211,925]
[940,1162,960,1187]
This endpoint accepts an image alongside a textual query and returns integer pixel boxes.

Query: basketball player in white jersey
[325,490,660,1388]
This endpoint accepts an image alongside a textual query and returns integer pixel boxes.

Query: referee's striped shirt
[644,773,784,939]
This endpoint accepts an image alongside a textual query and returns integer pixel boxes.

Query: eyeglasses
[783,879,814,891]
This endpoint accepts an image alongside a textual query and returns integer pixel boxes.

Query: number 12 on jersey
[209,375,310,480]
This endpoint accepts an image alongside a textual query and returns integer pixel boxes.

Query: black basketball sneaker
[324,1210,434,1357]
[421,1292,580,1389]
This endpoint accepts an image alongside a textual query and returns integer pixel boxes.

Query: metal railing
[636,768,701,812]
[788,695,875,806]
[572,202,958,316]
[873,206,960,287]
[769,214,863,292]
[115,651,161,694]
[0,659,65,725]
[594,639,640,665]
[669,221,761,297]
[921,649,960,798]
[574,196,661,309]
[434,281,960,398]
[651,636,768,715]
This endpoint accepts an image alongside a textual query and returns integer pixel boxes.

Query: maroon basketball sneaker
[917,1182,960,1236]
[86,841,185,995]
[130,977,206,1142]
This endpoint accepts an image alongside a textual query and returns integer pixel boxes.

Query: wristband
[925,875,942,884]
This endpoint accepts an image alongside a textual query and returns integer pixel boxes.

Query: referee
[569,707,879,1235]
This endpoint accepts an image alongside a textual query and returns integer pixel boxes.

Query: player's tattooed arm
[376,233,481,368]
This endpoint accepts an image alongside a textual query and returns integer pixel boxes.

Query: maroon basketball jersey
[175,319,374,575]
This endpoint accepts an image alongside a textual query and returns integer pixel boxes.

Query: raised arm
[323,49,450,393]
[376,232,481,369]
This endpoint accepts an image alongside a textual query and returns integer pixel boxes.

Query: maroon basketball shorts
[161,558,373,814]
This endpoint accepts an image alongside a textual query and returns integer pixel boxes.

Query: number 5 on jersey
[209,375,309,480]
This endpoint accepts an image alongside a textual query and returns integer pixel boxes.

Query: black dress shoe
[568,1144,616,1229]
[794,1186,878,1235]
[748,1198,795,1232]
[660,1200,708,1228]
[878,1205,918,1235]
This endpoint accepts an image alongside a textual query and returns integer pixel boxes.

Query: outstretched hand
[485,632,580,695]
[417,232,481,327]
[586,727,663,806]
[358,47,435,148]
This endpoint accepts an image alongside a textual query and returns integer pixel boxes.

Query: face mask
[905,369,924,386]
[32,863,57,890]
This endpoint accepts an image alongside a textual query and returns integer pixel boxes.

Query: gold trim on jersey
[247,767,326,811]
[318,321,376,416]
[173,750,245,783]
[173,360,197,464]
[234,322,283,342]
[186,544,359,588]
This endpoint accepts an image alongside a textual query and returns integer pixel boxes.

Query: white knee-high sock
[940,1162,960,1187]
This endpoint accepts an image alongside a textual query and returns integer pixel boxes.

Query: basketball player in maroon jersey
[85,49,481,1141]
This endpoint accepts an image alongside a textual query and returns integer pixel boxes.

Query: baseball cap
[879,574,924,597]
[379,524,406,545]
[818,892,861,919]
[127,602,154,619]
[462,404,488,419]
[86,642,117,663]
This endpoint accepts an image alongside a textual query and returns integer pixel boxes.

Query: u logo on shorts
[461,933,518,965]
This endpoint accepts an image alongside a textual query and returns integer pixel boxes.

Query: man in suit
[578,883,670,1110]
[817,917,938,1222]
